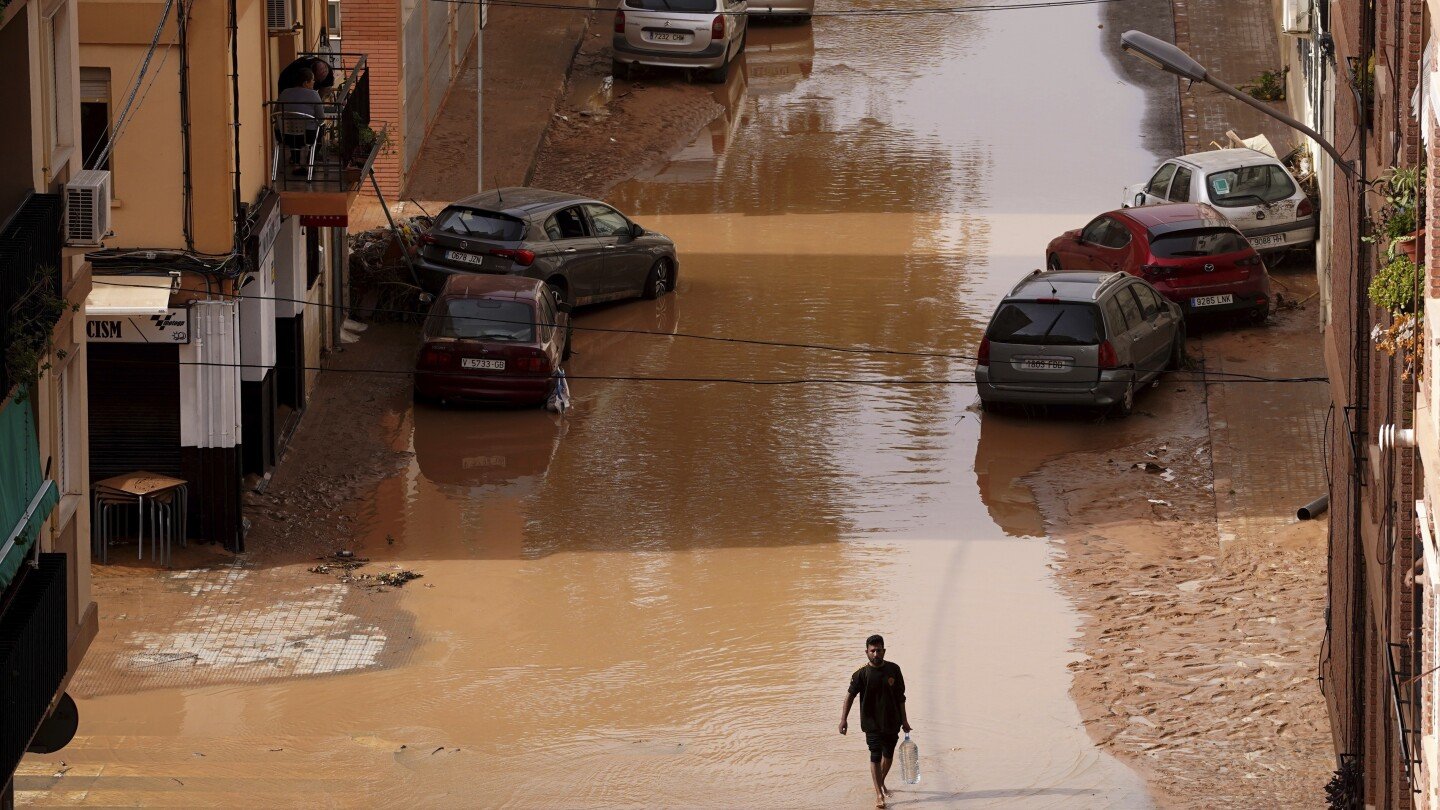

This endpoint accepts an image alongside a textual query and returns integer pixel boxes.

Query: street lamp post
[1119,30,1355,177]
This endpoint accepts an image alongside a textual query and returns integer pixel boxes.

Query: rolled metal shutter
[86,344,182,482]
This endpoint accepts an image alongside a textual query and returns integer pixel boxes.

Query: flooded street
[24,4,1199,807]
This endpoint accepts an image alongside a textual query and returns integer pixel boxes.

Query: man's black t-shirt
[848,661,905,734]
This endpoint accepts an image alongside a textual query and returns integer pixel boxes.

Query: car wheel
[1047,254,1062,272]
[612,58,630,80]
[1250,304,1270,324]
[547,277,570,307]
[1168,323,1187,370]
[703,55,730,84]
[1111,377,1136,418]
[413,387,437,407]
[642,260,670,300]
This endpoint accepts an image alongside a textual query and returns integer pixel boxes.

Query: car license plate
[1249,233,1286,248]
[1020,359,1070,371]
[650,31,689,42]
[461,358,505,370]
[446,250,486,266]
[1191,294,1234,308]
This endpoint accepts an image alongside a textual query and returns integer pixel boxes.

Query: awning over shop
[85,274,174,316]
[0,390,59,591]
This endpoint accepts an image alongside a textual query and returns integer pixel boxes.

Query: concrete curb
[524,2,602,186]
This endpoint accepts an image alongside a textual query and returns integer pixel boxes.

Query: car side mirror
[1133,193,1146,207]
[630,223,644,238]
[555,301,573,314]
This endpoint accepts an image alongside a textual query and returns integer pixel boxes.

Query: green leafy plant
[4,267,75,402]
[1369,255,1418,314]
[1240,68,1287,101]
[352,113,393,160]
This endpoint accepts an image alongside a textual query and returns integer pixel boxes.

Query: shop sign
[86,308,190,344]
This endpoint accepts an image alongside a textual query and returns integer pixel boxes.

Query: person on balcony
[276,67,325,176]
[278,56,335,95]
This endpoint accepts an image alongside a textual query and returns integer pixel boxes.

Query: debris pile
[308,551,424,589]
[347,216,433,320]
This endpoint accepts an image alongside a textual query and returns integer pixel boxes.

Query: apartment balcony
[0,193,64,401]
[268,53,378,222]
[0,554,69,781]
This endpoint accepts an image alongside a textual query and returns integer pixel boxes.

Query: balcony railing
[267,53,378,194]
[0,194,64,401]
[0,553,68,781]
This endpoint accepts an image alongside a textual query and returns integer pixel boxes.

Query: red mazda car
[414,275,571,406]
[1045,202,1271,320]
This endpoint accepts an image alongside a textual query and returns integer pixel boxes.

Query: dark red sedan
[1045,202,1271,320]
[414,275,571,406]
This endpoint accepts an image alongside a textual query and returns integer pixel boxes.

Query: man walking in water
[840,634,910,808]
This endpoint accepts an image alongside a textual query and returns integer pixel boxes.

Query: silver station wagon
[613,0,748,83]
[975,271,1185,416]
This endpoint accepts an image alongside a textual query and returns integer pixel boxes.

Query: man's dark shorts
[865,731,899,763]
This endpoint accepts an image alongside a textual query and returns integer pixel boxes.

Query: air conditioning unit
[266,0,295,32]
[64,169,111,246]
[1282,0,1313,35]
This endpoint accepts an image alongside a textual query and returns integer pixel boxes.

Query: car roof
[1172,147,1282,171]
[1118,202,1230,233]
[449,187,593,217]
[1007,270,1130,302]
[439,274,546,301]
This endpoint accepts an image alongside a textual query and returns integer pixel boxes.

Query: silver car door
[1140,162,1179,206]
[1126,284,1171,378]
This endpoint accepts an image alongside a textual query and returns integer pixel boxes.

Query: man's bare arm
[839,693,855,734]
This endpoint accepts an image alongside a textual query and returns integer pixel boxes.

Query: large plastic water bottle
[898,734,920,784]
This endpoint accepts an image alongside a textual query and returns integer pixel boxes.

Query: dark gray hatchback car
[416,188,678,306]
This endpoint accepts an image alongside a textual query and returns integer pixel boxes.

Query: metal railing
[0,193,64,401]
[1388,641,1423,794]
[0,554,68,782]
[266,53,379,193]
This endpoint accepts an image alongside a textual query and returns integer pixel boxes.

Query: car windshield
[426,299,535,342]
[1150,227,1251,258]
[624,0,717,10]
[987,302,1102,346]
[434,208,526,241]
[1206,164,1296,207]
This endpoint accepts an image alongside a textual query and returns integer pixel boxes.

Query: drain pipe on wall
[228,0,244,253]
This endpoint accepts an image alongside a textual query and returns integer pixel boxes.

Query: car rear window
[987,302,1102,346]
[1149,227,1250,258]
[426,298,535,342]
[624,0,717,9]
[1205,164,1296,207]
[434,208,526,241]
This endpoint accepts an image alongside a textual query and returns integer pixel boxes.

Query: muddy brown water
[34,7,1194,808]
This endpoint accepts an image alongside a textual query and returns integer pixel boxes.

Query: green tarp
[0,388,59,591]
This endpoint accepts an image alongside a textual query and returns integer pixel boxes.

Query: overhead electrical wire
[88,0,178,170]
[86,278,1328,382]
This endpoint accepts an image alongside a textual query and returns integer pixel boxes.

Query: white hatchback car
[1123,148,1315,253]
[613,0,748,84]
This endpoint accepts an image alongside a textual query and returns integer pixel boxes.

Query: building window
[56,364,83,496]
[80,67,110,171]
[327,0,342,50]
[44,1,75,159]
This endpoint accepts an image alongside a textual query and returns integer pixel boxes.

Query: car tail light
[490,248,536,266]
[615,10,625,33]
[1140,264,1173,280]
[1097,340,1118,370]
[515,355,551,375]
[977,336,990,367]
[711,14,725,39]
[1296,198,1314,218]
[419,344,454,369]
[418,232,436,246]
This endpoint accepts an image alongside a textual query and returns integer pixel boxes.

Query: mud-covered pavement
[19,1,1333,806]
